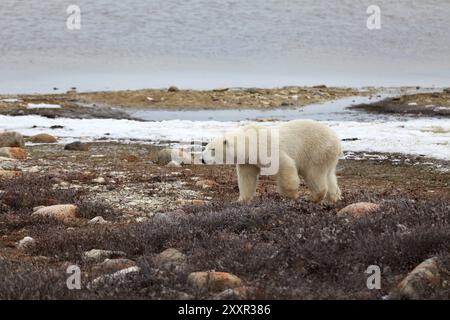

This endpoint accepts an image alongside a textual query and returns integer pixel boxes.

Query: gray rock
[157,148,191,165]
[168,86,180,92]
[154,248,187,270]
[93,258,137,274]
[64,141,90,151]
[0,131,24,147]
[388,257,443,299]
[16,236,36,250]
[88,266,140,290]
[88,216,108,225]
[83,249,126,262]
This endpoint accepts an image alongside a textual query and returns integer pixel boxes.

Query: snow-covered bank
[1,115,449,161]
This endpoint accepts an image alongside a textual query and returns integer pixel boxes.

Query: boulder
[168,86,180,92]
[32,204,78,223]
[64,141,90,151]
[83,249,127,262]
[0,170,22,178]
[388,257,442,299]
[157,148,191,165]
[187,271,243,292]
[337,202,380,218]
[0,132,24,147]
[0,147,28,159]
[29,133,57,143]
[154,248,187,270]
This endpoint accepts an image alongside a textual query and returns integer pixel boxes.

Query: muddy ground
[0,86,366,119]
[0,142,449,299]
[350,89,450,117]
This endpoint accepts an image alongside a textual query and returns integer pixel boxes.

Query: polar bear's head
[202,124,277,169]
[202,132,240,165]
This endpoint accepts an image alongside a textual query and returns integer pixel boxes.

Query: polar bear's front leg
[276,154,300,199]
[237,164,260,202]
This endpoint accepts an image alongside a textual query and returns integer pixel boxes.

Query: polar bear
[202,119,342,204]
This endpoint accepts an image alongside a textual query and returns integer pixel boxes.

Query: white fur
[203,119,342,203]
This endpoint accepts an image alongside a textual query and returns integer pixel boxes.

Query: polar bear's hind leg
[276,155,300,199]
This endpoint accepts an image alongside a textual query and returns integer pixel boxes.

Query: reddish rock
[337,202,380,218]
[0,147,28,159]
[188,271,243,292]
[0,170,22,178]
[126,155,139,162]
[30,133,57,143]
[195,179,218,189]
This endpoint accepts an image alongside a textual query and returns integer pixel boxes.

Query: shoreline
[1,86,370,118]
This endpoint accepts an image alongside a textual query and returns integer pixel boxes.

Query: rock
[94,258,137,274]
[88,216,108,225]
[157,148,191,165]
[24,166,40,173]
[443,88,450,94]
[215,286,256,300]
[0,147,28,159]
[388,257,442,299]
[88,266,140,290]
[167,160,181,167]
[29,133,57,143]
[16,236,36,250]
[32,204,78,223]
[64,141,90,151]
[154,248,187,270]
[126,155,139,162]
[92,177,106,184]
[195,179,218,189]
[0,131,25,147]
[0,170,21,178]
[83,249,127,262]
[337,202,380,218]
[187,271,243,292]
[168,86,180,92]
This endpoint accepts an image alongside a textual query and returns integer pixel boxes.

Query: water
[128,88,420,122]
[1,1,450,93]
